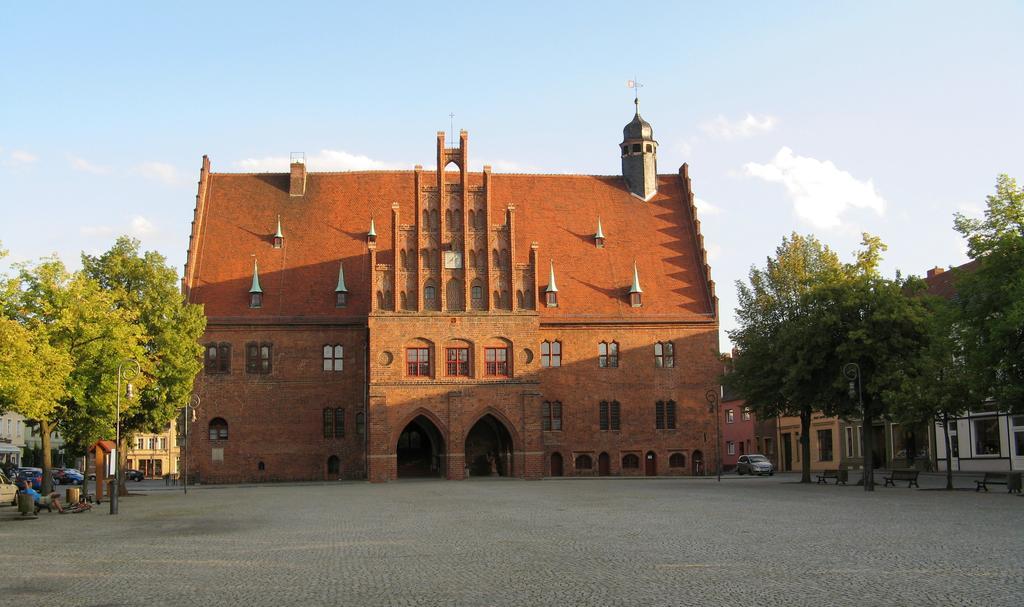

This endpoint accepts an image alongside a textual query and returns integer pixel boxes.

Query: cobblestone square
[2,476,1021,606]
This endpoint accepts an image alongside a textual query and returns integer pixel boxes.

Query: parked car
[124,469,145,482]
[16,467,48,490]
[736,454,774,476]
[0,470,18,505]
[54,468,84,485]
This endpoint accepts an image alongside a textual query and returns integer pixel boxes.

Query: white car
[736,454,775,476]
[0,470,18,505]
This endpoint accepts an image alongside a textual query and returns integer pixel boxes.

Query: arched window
[430,248,439,268]
[322,408,333,438]
[622,453,640,469]
[575,454,593,470]
[452,208,462,228]
[541,340,561,367]
[471,280,483,309]
[323,345,343,371]
[599,400,621,431]
[669,453,686,468]
[209,418,228,441]
[599,341,619,368]
[424,282,436,305]
[430,209,439,229]
[421,249,430,267]
[485,344,510,377]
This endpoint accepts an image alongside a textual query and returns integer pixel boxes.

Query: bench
[816,469,848,485]
[883,469,919,488]
[975,472,1019,493]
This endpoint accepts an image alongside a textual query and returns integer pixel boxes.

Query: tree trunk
[799,407,812,484]
[39,419,53,494]
[942,413,954,490]
[118,435,128,497]
[862,411,874,492]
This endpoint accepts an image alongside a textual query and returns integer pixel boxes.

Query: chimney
[289,152,306,197]
[926,266,945,278]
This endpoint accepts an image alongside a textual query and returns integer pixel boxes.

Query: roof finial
[595,216,605,240]
[335,260,348,293]
[546,259,558,293]
[249,257,263,294]
[274,215,283,239]
[368,217,377,238]
[628,78,643,114]
[630,260,643,294]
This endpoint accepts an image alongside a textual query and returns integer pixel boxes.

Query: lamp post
[706,388,722,482]
[843,362,870,492]
[181,394,200,495]
[110,358,140,515]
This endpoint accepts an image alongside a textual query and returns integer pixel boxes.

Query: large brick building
[182,102,721,482]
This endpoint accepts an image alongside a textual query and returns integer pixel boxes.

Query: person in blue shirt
[18,481,63,513]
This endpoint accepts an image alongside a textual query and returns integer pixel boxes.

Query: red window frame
[406,347,430,377]
[446,347,470,376]
[485,346,509,377]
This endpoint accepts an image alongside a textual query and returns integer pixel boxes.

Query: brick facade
[184,121,720,483]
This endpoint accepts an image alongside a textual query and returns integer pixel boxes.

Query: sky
[2,1,1022,347]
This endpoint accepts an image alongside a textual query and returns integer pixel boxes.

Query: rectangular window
[666,401,676,429]
[726,409,735,423]
[599,342,619,368]
[764,437,774,456]
[1015,431,1024,457]
[204,343,231,374]
[137,438,144,449]
[323,409,333,438]
[817,429,834,461]
[542,401,563,431]
[485,347,509,376]
[541,341,561,368]
[727,441,735,455]
[655,401,665,430]
[160,438,167,450]
[845,427,854,458]
[742,408,751,421]
[323,345,343,372]
[334,408,345,438]
[446,348,470,376]
[356,412,365,437]
[155,460,162,477]
[974,418,1000,455]
[610,401,620,431]
[599,401,609,431]
[246,342,272,374]
[406,348,430,377]
[654,342,674,367]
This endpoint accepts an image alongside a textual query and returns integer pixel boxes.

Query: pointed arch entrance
[396,415,446,478]
[465,414,515,477]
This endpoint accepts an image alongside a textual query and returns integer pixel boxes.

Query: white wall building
[934,411,1024,472]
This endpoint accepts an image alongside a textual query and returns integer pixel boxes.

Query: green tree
[725,233,847,483]
[82,237,206,488]
[1,258,145,494]
[953,174,1024,413]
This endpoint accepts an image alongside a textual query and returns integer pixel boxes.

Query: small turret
[594,217,605,248]
[249,258,263,308]
[629,260,643,308]
[545,260,559,308]
[273,215,283,248]
[621,98,658,201]
[335,261,348,308]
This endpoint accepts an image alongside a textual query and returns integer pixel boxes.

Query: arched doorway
[645,451,657,476]
[550,452,563,477]
[692,450,704,476]
[326,455,340,479]
[397,416,445,478]
[465,414,514,477]
[598,452,610,476]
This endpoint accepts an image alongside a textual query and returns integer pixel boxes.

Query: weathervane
[627,78,643,110]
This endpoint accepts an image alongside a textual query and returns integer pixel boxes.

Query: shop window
[974,418,1000,455]
[817,429,833,461]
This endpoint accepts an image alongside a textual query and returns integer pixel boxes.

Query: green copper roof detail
[249,258,263,293]
[546,260,558,293]
[367,218,377,238]
[335,260,348,293]
[629,260,643,294]
[274,215,283,239]
[595,216,605,240]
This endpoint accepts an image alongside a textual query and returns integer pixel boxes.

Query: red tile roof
[922,259,979,300]
[184,154,716,322]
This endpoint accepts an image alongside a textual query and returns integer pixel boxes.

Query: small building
[125,423,180,479]
[720,386,756,471]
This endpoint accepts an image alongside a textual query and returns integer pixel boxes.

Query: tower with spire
[620,96,658,201]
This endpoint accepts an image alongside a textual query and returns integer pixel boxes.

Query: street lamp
[181,394,200,495]
[110,358,140,515]
[706,388,722,482]
[842,362,871,492]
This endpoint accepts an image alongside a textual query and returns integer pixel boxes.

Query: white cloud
[130,215,156,236]
[234,149,401,172]
[9,150,38,164]
[694,197,722,216]
[743,147,886,229]
[135,161,183,185]
[69,155,111,175]
[701,113,777,140]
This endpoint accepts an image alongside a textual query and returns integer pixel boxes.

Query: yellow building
[776,413,932,472]
[126,423,180,479]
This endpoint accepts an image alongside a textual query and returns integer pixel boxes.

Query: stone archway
[397,415,446,478]
[465,414,515,477]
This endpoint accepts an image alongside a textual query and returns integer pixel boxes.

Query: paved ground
[2,474,1021,606]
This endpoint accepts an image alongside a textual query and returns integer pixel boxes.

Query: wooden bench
[816,469,848,485]
[883,469,919,488]
[975,472,1015,493]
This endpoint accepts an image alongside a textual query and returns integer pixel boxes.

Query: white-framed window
[323,345,344,372]
[742,408,751,421]
[726,409,735,423]
[974,417,1000,456]
[727,441,735,455]
[541,340,561,368]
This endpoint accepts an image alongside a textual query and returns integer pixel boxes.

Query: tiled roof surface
[922,259,979,300]
[186,166,715,321]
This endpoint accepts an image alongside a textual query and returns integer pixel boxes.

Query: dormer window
[546,291,558,308]
[273,235,283,249]
[250,292,262,308]
[630,291,642,307]
[335,292,347,308]
[273,215,283,248]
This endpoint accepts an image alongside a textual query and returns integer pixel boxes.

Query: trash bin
[66,487,81,504]
[17,493,36,517]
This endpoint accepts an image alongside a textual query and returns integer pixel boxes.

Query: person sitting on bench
[19,481,64,513]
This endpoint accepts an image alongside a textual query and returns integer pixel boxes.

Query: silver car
[736,454,774,476]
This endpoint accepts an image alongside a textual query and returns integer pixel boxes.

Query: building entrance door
[598,452,610,476]
[550,452,563,476]
[465,414,514,477]
[645,451,657,476]
[396,416,445,478]
[782,433,793,471]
